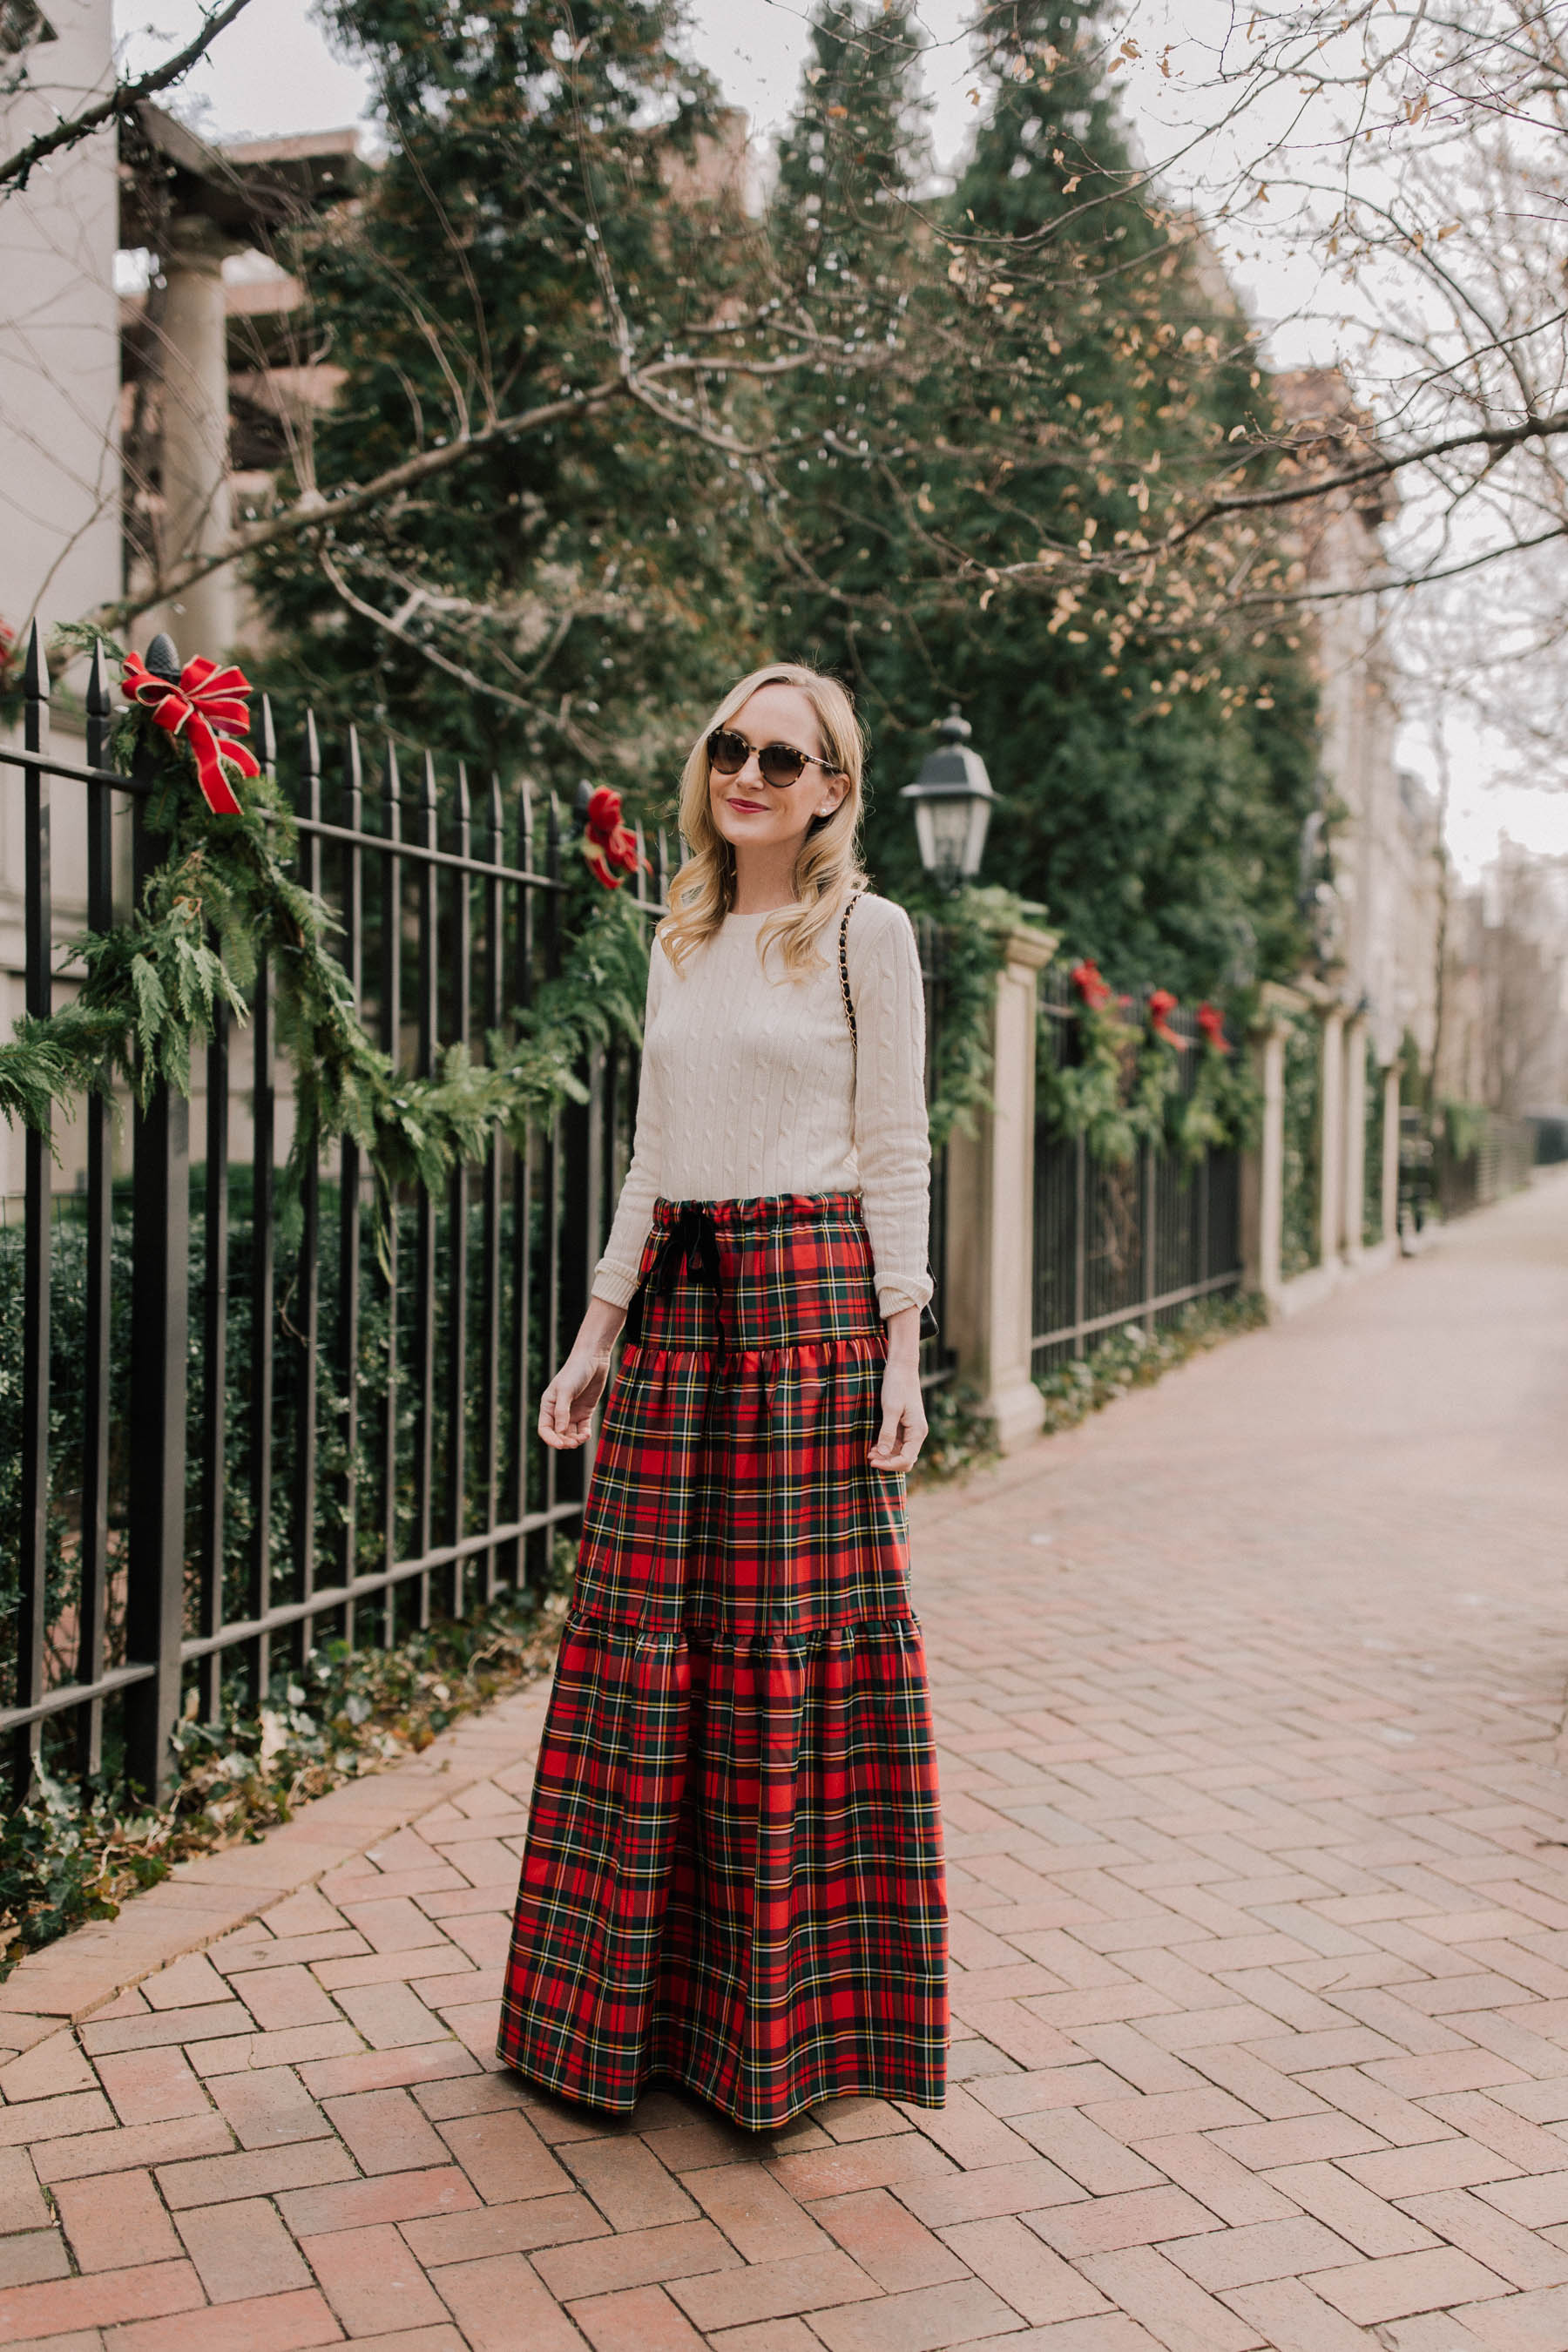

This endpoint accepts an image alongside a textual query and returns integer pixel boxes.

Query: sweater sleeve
[848,898,933,1319]
[590,942,666,1310]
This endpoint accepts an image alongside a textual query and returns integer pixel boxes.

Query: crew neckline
[724,893,869,925]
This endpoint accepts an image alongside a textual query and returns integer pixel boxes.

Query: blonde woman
[497,663,948,2129]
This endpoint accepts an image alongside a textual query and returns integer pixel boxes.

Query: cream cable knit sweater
[591,892,932,1319]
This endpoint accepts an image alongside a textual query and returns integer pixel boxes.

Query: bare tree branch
[0,0,257,195]
[315,545,604,754]
[1179,402,1568,539]
[1226,521,1568,605]
[91,341,835,633]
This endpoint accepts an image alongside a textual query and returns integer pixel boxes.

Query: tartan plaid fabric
[497,1191,948,2130]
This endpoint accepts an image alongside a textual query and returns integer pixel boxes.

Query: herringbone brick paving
[0,1178,1565,2349]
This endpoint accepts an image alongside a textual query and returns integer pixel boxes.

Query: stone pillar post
[159,219,236,657]
[943,923,1057,1452]
[1342,1014,1369,1262]
[1318,1008,1346,1264]
[1242,1014,1288,1308]
[1382,1062,1400,1245]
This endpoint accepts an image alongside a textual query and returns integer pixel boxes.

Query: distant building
[1270,368,1568,1145]
[0,0,123,668]
[2,0,128,1206]
[1438,843,1568,1119]
[1274,368,1443,1074]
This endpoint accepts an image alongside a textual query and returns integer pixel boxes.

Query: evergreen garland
[1037,960,1259,1164]
[1167,1028,1264,1165]
[0,671,652,1240]
[1037,977,1146,1166]
[910,884,1033,1149]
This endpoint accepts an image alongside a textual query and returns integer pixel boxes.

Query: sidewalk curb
[0,1676,554,2051]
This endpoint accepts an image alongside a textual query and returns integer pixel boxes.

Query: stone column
[159,218,236,658]
[1342,1014,1369,1262]
[1318,1008,1346,1264]
[1382,1062,1401,1245]
[943,923,1057,1452]
[1242,1013,1288,1308]
[0,0,122,653]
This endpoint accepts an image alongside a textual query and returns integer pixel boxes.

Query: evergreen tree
[759,4,929,786]
[249,0,763,798]
[768,0,1317,994]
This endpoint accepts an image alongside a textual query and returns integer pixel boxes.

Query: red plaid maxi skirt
[497,1191,948,2129]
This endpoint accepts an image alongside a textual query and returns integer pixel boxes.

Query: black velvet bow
[624,1204,721,1343]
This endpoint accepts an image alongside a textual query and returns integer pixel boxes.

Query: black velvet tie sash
[623,1205,722,1345]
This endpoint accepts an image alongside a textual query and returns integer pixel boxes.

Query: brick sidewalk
[0,1180,1565,2349]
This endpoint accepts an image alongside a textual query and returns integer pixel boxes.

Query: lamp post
[900,706,996,890]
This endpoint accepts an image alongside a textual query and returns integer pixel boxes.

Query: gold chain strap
[837,889,863,1084]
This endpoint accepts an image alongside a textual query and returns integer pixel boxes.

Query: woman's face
[706,681,848,863]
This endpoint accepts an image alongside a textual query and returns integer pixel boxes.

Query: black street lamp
[900,707,996,889]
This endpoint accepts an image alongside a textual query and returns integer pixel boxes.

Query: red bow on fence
[1147,987,1184,1048]
[1070,957,1112,1010]
[122,651,260,816]
[1196,1001,1231,1055]
[582,787,645,890]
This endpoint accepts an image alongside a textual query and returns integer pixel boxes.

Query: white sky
[112,0,1568,882]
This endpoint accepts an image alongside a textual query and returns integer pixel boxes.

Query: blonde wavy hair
[658,663,868,978]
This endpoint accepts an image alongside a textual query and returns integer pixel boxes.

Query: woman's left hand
[870,1309,928,1473]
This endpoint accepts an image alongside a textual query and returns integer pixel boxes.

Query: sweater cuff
[590,1266,639,1310]
[876,1275,934,1320]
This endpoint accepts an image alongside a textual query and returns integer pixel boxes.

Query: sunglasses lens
[759,745,806,787]
[707,729,747,774]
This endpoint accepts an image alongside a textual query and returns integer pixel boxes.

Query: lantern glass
[919,797,972,887]
[962,793,992,879]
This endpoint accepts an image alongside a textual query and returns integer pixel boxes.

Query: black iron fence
[1529,1113,1568,1166]
[1279,1005,1321,1280]
[1031,970,1243,1376]
[1363,1053,1388,1249]
[0,629,663,1798]
[1398,1105,1533,1234]
[1434,1112,1534,1221]
[0,628,952,1801]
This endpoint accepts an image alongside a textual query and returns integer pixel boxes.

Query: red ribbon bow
[122,651,260,816]
[582,786,645,890]
[1147,986,1184,1047]
[1071,957,1112,1010]
[1196,1001,1231,1054]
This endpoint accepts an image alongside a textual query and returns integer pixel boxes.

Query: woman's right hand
[537,1298,626,1449]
